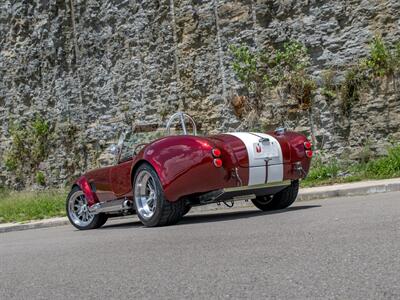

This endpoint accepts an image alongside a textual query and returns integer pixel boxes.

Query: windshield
[118,117,200,163]
[119,126,165,162]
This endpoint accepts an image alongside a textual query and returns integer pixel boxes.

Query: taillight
[211,148,221,157]
[304,141,312,149]
[305,150,313,158]
[213,158,223,168]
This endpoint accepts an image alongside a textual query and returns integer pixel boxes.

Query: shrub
[340,65,368,115]
[338,36,400,115]
[35,171,46,186]
[3,116,53,184]
[364,36,393,78]
[229,44,259,90]
[229,41,316,112]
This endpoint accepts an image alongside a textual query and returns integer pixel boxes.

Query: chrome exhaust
[89,198,133,214]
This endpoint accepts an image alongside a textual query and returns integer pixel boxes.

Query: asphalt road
[1,192,400,300]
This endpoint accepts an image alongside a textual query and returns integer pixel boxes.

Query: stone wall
[1,0,400,188]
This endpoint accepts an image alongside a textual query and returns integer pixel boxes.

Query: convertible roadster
[66,112,312,229]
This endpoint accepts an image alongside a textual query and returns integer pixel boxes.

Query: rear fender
[268,131,312,180]
[132,136,235,202]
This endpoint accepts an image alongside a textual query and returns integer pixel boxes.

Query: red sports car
[66,112,312,229]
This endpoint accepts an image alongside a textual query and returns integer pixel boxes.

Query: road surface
[1,192,399,299]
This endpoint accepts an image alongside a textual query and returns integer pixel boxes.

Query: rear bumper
[198,181,291,204]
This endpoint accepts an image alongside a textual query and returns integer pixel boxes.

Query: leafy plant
[3,116,53,184]
[229,41,316,113]
[229,45,259,90]
[333,36,400,115]
[340,65,368,115]
[35,171,46,186]
[272,41,311,82]
[364,36,393,78]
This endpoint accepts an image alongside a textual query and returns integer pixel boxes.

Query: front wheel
[133,163,185,227]
[66,186,108,230]
[251,180,299,211]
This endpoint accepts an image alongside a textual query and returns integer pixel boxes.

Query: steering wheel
[166,112,197,136]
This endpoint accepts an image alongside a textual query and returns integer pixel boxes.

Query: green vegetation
[302,144,400,187]
[321,69,338,100]
[363,36,395,77]
[229,41,316,112]
[340,65,369,114]
[230,36,400,117]
[336,36,400,115]
[35,171,46,186]
[0,189,66,223]
[4,116,53,179]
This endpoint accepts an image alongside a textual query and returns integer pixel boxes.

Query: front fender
[75,177,99,206]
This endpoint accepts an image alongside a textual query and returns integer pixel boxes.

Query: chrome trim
[89,198,133,214]
[134,169,157,220]
[223,180,291,193]
[275,127,287,135]
[233,167,243,187]
[166,112,197,136]
[68,191,95,226]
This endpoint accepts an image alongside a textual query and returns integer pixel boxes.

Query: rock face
[0,0,400,187]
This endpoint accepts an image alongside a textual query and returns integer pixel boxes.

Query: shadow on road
[100,205,321,230]
[179,205,321,226]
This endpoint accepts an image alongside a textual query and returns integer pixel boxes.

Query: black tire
[251,180,299,211]
[133,163,185,227]
[66,186,108,230]
[182,205,192,216]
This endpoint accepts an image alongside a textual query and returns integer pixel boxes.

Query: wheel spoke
[135,170,158,219]
[68,191,94,226]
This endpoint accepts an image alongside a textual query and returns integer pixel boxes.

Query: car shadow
[180,205,321,226]
[99,205,321,230]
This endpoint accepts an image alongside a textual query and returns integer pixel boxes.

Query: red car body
[73,130,312,208]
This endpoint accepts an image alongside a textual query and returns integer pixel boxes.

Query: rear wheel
[251,180,299,211]
[66,186,108,230]
[133,163,185,227]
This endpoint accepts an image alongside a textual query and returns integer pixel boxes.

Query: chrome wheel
[68,191,95,227]
[134,170,157,220]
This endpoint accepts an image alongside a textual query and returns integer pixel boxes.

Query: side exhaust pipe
[89,198,133,214]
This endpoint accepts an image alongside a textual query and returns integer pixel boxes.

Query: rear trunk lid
[209,132,284,167]
[208,132,286,185]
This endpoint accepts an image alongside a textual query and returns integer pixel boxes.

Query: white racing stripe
[228,132,284,186]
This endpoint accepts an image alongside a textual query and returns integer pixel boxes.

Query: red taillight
[304,141,312,149]
[213,158,223,168]
[212,148,221,157]
[305,150,313,158]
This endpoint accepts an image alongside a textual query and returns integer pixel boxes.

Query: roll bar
[166,112,197,136]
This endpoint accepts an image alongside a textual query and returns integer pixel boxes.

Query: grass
[302,145,400,187]
[0,189,67,223]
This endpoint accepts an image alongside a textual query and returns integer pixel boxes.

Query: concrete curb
[0,217,69,233]
[1,178,400,233]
